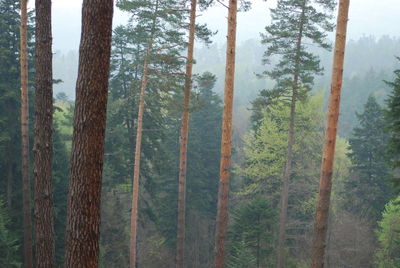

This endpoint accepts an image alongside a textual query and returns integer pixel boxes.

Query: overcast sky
[28,0,400,52]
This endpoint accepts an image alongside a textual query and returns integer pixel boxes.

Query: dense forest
[0,0,399,267]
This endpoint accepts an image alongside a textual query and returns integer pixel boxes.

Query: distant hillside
[53,35,400,137]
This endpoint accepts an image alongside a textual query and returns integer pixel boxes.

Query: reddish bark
[311,1,350,267]
[214,1,238,267]
[176,0,197,267]
[64,0,113,267]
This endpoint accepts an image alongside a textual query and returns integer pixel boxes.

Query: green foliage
[239,94,324,206]
[0,198,20,267]
[227,196,277,268]
[385,59,400,194]
[341,96,392,220]
[374,196,400,267]
[255,0,335,111]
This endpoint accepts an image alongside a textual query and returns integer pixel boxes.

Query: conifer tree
[312,1,350,267]
[19,0,33,266]
[257,1,336,266]
[344,95,391,219]
[214,1,238,267]
[34,0,55,266]
[64,0,113,266]
[385,59,400,194]
[176,1,197,266]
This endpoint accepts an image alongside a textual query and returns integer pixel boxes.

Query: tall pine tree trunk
[129,43,151,268]
[64,0,113,267]
[20,0,33,267]
[276,3,306,267]
[214,1,238,267]
[34,0,55,266]
[176,0,197,267]
[311,1,350,267]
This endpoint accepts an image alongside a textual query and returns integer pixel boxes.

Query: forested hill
[54,35,400,137]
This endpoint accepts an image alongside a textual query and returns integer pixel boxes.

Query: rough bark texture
[214,1,237,267]
[129,44,151,268]
[311,1,350,267]
[176,0,197,267]
[276,3,306,267]
[20,0,33,267]
[64,0,113,267]
[34,0,55,266]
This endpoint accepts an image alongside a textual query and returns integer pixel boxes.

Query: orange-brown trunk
[20,0,33,267]
[176,1,197,267]
[129,43,152,268]
[311,1,350,267]
[214,1,238,267]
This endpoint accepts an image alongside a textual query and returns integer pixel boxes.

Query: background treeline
[1,0,400,267]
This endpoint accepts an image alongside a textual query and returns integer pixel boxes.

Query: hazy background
[28,0,400,52]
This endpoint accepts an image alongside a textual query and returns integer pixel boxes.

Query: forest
[0,0,399,267]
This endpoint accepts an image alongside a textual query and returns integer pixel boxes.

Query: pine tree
[19,0,33,266]
[214,1,238,267]
[0,198,20,267]
[64,0,113,266]
[312,1,350,267]
[385,59,400,194]
[176,1,197,266]
[33,0,55,266]
[344,95,391,219]
[257,1,336,266]
[227,197,277,268]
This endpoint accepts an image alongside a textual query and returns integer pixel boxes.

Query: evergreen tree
[256,1,336,266]
[227,197,277,268]
[65,0,114,266]
[385,59,400,194]
[0,198,20,267]
[344,95,391,219]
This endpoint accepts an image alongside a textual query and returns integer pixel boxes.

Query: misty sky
[28,0,400,52]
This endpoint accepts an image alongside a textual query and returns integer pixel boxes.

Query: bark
[34,0,55,266]
[311,1,350,267]
[176,0,197,267]
[64,0,113,267]
[20,0,33,267]
[214,1,238,267]
[276,3,306,267]
[129,43,151,268]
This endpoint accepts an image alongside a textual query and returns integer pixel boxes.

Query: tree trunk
[64,0,113,267]
[176,0,197,267]
[129,43,151,268]
[34,0,55,266]
[20,0,33,267]
[311,1,350,267]
[276,2,306,267]
[214,1,238,267]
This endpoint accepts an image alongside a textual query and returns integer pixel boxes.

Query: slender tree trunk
[64,0,113,267]
[20,0,33,267]
[276,3,306,267]
[129,43,152,268]
[34,0,55,266]
[176,0,197,267]
[214,1,238,267]
[311,1,350,267]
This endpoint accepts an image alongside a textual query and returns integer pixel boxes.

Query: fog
[28,0,400,52]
